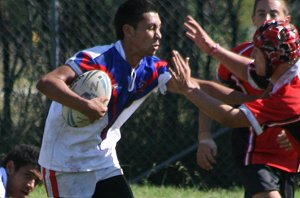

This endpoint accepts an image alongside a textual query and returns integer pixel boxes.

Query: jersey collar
[114,40,126,61]
[272,59,300,93]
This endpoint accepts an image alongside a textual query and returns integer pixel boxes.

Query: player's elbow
[216,110,249,128]
[36,78,44,91]
[36,76,51,94]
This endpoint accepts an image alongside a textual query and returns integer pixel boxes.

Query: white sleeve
[239,104,263,135]
[158,72,172,95]
[0,168,7,198]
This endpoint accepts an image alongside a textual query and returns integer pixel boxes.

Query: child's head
[1,144,42,198]
[114,0,158,40]
[252,0,290,28]
[253,19,300,77]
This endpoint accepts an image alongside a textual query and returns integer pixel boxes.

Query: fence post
[51,0,59,68]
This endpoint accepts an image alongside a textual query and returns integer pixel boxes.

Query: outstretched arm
[168,67,258,104]
[184,15,253,82]
[191,78,258,105]
[170,50,250,128]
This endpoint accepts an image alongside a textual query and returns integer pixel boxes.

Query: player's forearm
[36,75,89,113]
[192,78,257,104]
[185,87,250,128]
[198,111,213,140]
[213,46,252,81]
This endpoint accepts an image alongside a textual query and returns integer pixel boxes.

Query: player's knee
[252,190,281,198]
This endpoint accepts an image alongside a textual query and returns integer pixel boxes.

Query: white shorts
[42,166,123,198]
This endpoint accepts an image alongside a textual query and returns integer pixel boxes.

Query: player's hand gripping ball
[62,70,112,127]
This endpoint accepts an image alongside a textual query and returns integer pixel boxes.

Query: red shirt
[240,62,300,172]
[217,42,300,173]
[217,42,263,95]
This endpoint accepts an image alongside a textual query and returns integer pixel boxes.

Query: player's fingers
[212,147,217,156]
[185,57,190,64]
[277,135,286,143]
[278,140,293,150]
[184,22,196,35]
[168,68,177,79]
[186,15,202,30]
[202,154,214,170]
[169,68,181,87]
[173,51,190,78]
[171,51,181,76]
[171,52,178,70]
[185,32,196,41]
[197,146,214,170]
[197,154,213,170]
[279,143,293,150]
[277,130,293,150]
[176,53,186,74]
[172,51,187,78]
[278,129,286,135]
[173,50,183,64]
[94,98,108,115]
[199,146,216,167]
[100,96,109,103]
[206,150,216,164]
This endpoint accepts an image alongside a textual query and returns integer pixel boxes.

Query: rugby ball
[62,70,112,127]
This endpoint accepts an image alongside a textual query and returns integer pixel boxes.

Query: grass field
[28,184,300,198]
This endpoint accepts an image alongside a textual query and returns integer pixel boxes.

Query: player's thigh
[43,167,124,198]
[92,175,134,198]
[279,170,297,198]
[239,164,281,198]
[42,168,97,198]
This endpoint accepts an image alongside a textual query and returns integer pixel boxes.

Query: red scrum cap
[253,19,300,76]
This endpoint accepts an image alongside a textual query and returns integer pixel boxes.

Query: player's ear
[6,160,16,175]
[285,15,291,22]
[123,24,135,38]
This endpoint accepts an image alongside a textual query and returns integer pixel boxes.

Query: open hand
[184,15,218,54]
[169,50,199,95]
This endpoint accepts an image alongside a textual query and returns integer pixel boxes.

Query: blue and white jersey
[39,41,171,172]
[0,167,7,198]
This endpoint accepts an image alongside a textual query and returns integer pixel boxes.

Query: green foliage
[236,0,255,42]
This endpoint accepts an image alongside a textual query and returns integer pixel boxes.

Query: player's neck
[270,62,293,84]
[122,41,142,68]
[126,56,142,68]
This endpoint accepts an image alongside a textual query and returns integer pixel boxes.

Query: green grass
[29,184,300,198]
[131,185,244,198]
[29,184,244,198]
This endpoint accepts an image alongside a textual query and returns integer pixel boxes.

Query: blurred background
[0,0,299,190]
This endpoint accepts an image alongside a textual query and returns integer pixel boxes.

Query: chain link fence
[1,0,300,190]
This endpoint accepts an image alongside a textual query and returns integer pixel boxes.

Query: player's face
[252,0,288,27]
[252,47,267,76]
[6,163,40,198]
[130,12,162,57]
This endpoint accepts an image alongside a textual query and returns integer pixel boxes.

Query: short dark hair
[114,0,159,40]
[1,144,40,171]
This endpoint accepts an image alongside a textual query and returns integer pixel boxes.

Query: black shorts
[92,175,134,198]
[238,164,297,198]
